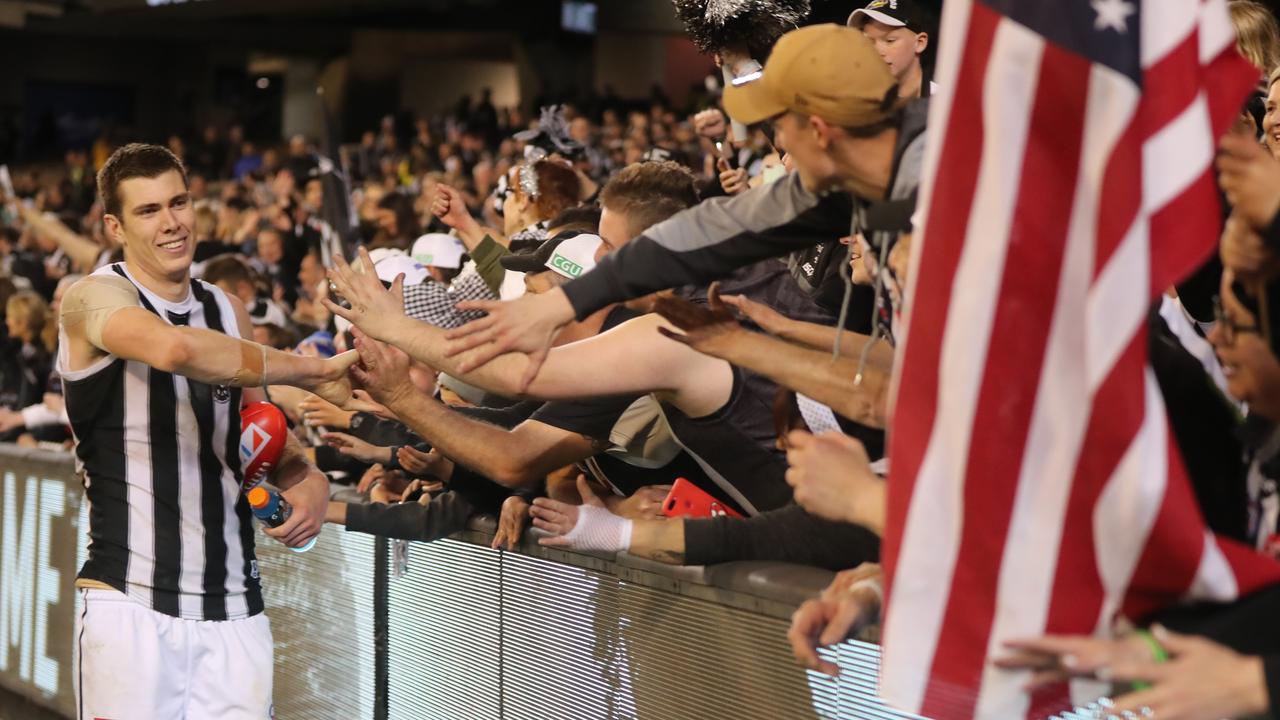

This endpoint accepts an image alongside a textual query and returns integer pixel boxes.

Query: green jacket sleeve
[470,235,510,295]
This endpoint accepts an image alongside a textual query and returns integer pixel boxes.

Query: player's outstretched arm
[347,329,596,489]
[61,275,356,406]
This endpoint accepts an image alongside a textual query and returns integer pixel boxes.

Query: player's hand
[492,495,531,550]
[322,247,408,343]
[1218,132,1280,231]
[264,470,328,548]
[322,431,390,464]
[309,350,359,408]
[349,327,416,409]
[446,289,577,389]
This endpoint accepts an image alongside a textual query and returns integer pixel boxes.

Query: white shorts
[75,588,275,720]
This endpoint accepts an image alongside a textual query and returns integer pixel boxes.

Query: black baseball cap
[848,0,929,33]
[500,233,571,274]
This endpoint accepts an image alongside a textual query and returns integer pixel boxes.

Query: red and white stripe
[880,0,1280,717]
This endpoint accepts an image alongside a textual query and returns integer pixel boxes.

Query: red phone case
[661,477,743,519]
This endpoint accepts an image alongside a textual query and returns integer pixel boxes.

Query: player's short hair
[98,143,188,220]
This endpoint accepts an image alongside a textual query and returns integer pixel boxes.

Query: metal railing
[0,444,916,720]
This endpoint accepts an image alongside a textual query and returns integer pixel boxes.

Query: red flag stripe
[882,0,994,601]
[1147,167,1221,295]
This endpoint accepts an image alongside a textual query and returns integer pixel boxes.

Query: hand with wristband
[530,475,634,553]
[996,625,1271,720]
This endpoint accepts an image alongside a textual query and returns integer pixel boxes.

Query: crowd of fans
[12,0,1280,717]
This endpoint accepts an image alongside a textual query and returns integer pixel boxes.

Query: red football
[239,402,287,492]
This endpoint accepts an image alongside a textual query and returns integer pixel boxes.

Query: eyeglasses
[1214,295,1261,344]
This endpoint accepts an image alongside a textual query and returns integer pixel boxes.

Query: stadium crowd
[10,0,1280,717]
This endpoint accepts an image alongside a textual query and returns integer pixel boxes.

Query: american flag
[880,0,1280,717]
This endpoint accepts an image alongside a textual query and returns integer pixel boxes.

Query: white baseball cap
[350,247,429,285]
[373,254,429,285]
[411,233,466,270]
[366,247,403,264]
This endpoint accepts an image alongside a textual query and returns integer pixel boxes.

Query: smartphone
[714,140,739,171]
[661,477,743,519]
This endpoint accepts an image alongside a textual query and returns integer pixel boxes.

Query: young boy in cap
[848,0,937,98]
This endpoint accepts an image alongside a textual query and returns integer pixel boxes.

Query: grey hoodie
[561,99,930,319]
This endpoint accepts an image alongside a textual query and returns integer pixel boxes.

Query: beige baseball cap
[723,23,902,127]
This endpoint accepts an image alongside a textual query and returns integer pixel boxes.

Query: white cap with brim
[411,233,466,270]
[367,247,404,265]
[848,7,907,27]
[544,233,602,280]
[373,254,429,285]
[350,248,430,285]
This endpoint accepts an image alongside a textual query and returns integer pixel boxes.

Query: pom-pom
[671,0,811,55]
[513,105,584,160]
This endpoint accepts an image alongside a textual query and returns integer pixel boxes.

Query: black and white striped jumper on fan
[60,262,264,621]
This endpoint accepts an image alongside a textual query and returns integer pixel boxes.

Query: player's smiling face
[108,169,196,286]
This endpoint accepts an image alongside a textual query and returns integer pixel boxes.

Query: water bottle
[246,486,317,553]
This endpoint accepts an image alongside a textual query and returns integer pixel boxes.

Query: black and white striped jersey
[60,263,264,621]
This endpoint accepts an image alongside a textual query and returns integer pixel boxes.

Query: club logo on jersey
[240,423,273,465]
[213,384,231,403]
